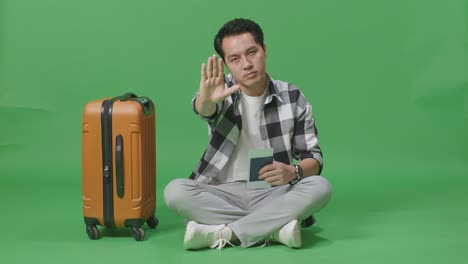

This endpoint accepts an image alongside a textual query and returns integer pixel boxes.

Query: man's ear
[263,44,267,58]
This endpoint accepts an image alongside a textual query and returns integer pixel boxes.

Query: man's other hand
[258,161,296,186]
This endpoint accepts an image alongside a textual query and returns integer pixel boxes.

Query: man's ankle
[226,226,238,241]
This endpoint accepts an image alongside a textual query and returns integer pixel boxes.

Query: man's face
[222,32,267,93]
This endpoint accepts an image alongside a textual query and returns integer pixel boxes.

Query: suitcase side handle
[116,134,125,198]
[130,97,154,117]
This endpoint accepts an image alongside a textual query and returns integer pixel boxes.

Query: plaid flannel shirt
[190,74,323,183]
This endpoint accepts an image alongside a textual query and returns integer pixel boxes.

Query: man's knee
[295,176,333,219]
[301,175,333,201]
[163,178,196,209]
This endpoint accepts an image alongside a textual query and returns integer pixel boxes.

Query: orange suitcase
[82,93,157,241]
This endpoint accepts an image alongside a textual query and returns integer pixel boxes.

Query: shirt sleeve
[291,93,324,174]
[191,90,223,126]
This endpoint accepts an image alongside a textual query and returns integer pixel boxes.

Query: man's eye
[248,50,256,55]
[231,57,238,62]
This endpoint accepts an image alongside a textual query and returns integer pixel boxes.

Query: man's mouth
[244,71,257,78]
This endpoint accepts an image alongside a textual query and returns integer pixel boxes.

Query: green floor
[3,157,466,264]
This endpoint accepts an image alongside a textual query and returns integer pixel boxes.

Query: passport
[247,148,273,189]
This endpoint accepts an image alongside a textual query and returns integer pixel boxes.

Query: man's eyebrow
[227,46,258,58]
[226,54,239,59]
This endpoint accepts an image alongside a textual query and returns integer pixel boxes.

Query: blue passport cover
[249,156,273,182]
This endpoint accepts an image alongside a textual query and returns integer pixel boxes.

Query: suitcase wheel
[86,225,99,240]
[131,227,145,241]
[146,216,159,229]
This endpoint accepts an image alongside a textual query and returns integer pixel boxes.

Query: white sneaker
[184,221,234,250]
[268,220,302,248]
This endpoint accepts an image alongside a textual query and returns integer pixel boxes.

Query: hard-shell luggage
[82,93,158,241]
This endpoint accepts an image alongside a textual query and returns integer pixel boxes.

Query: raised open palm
[199,55,240,104]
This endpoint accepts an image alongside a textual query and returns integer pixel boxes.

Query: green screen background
[1,0,467,263]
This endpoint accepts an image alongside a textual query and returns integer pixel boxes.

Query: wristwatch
[289,164,304,186]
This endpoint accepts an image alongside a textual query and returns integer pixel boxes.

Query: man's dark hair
[214,18,264,60]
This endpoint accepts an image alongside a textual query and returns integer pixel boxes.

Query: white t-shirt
[214,89,268,184]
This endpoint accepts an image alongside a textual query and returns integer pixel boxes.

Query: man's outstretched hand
[196,55,240,117]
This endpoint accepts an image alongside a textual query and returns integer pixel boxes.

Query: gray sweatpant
[163,176,332,247]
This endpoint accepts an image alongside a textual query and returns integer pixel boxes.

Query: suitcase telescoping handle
[112,92,137,102]
[112,93,154,117]
[116,134,124,198]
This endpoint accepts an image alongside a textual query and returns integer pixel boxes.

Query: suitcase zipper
[101,99,115,228]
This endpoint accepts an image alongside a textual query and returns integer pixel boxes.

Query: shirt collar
[264,74,283,105]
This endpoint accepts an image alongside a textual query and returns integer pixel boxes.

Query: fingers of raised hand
[200,55,226,99]
[201,63,207,81]
[202,55,223,83]
[207,56,213,78]
[217,57,224,79]
[213,55,219,77]
[208,55,224,78]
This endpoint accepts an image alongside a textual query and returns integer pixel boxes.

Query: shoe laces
[258,239,271,248]
[210,238,235,250]
[258,231,278,248]
[208,225,235,250]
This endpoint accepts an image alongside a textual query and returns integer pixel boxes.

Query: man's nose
[242,57,253,70]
